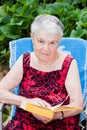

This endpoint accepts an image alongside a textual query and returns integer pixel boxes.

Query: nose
[43,43,49,51]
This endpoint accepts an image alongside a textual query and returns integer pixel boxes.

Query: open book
[20,102,81,119]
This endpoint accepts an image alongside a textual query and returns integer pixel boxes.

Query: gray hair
[31,14,64,37]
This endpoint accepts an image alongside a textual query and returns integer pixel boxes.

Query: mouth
[41,53,49,56]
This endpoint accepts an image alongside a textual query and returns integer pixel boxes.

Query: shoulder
[66,56,79,77]
[59,51,74,63]
[22,52,31,62]
[63,53,77,69]
[59,52,78,73]
[23,52,30,58]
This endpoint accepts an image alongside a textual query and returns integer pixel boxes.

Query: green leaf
[81,14,87,27]
[10,17,24,26]
[37,2,64,15]
[0,15,11,24]
[76,8,87,28]
[0,25,21,39]
[2,114,8,122]
[1,49,7,55]
[72,0,81,4]
[0,34,5,41]
[70,26,86,38]
[70,8,81,20]
[6,4,18,13]
[0,5,6,15]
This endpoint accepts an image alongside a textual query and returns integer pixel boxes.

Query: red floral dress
[4,53,80,130]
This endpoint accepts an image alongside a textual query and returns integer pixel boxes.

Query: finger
[33,114,50,123]
[38,100,51,108]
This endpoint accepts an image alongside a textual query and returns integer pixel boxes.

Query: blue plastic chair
[9,37,87,122]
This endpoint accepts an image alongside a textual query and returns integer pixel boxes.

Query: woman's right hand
[27,97,51,108]
[25,98,52,123]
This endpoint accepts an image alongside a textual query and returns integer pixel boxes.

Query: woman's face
[31,29,61,63]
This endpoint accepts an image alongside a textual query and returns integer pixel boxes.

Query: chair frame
[0,103,4,130]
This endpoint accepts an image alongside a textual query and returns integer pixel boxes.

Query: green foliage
[0,0,87,68]
[70,7,87,38]
[2,105,11,123]
[2,107,9,122]
[0,49,9,66]
[56,0,87,7]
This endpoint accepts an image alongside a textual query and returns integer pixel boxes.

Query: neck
[31,51,61,72]
[41,53,58,64]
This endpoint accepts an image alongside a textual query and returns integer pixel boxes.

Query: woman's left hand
[32,113,53,124]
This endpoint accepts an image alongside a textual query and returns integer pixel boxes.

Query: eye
[50,41,55,45]
[38,39,44,45]
[39,40,43,43]
[49,41,58,47]
[50,41,57,45]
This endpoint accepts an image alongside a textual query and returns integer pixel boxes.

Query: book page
[50,95,81,111]
[52,106,81,112]
[51,95,69,110]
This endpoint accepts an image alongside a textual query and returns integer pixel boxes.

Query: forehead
[35,29,61,42]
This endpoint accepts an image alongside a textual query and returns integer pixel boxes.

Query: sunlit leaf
[70,27,86,38]
[0,34,5,41]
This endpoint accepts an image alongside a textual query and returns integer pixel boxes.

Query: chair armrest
[82,99,87,120]
[0,103,4,130]
[0,102,4,111]
[85,102,87,119]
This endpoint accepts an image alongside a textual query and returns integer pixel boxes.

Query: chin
[40,57,49,62]
[39,54,48,58]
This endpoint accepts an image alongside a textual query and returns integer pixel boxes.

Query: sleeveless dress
[4,53,80,130]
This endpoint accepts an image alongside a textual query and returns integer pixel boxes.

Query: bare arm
[54,59,83,120]
[65,59,83,111]
[0,55,27,106]
[0,55,51,109]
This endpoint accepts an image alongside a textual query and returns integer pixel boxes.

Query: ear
[30,33,32,39]
[30,33,34,42]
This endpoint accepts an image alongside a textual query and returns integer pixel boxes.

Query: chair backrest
[58,38,87,121]
[9,38,34,119]
[9,37,87,121]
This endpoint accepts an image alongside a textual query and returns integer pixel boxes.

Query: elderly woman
[0,14,83,130]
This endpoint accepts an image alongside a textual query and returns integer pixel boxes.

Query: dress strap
[61,55,74,80]
[23,52,30,73]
